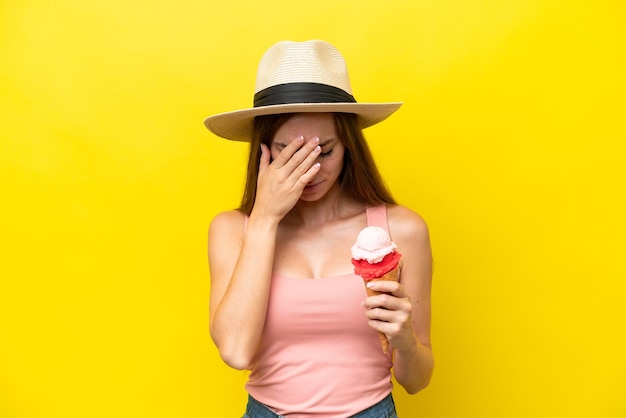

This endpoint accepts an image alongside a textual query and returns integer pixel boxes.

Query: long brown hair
[238,113,396,215]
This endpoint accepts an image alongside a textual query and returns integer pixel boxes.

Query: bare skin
[208,113,433,393]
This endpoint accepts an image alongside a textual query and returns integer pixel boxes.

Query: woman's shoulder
[211,208,246,223]
[386,204,430,242]
[209,209,247,240]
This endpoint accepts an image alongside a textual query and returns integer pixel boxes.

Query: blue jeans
[242,393,398,418]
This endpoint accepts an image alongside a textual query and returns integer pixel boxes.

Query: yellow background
[1,0,624,417]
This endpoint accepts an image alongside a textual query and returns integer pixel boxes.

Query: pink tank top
[245,206,393,417]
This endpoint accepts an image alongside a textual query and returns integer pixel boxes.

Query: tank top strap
[365,205,389,233]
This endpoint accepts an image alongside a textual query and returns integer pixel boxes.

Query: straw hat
[203,40,402,142]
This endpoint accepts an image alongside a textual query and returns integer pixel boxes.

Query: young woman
[205,40,433,418]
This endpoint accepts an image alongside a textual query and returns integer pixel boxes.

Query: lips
[303,181,323,193]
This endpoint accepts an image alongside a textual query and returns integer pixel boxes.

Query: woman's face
[270,113,345,201]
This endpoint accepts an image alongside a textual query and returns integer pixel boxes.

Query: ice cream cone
[364,267,399,353]
[351,226,402,354]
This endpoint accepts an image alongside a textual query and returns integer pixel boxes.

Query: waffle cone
[364,267,399,353]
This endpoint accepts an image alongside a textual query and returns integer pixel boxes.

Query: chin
[299,194,322,202]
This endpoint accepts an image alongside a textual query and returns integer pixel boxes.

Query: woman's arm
[208,210,279,370]
[208,137,322,370]
[363,205,434,393]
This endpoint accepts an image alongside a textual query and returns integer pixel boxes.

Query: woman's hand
[363,280,417,352]
[253,136,322,221]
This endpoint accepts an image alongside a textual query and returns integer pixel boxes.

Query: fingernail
[311,136,319,144]
[313,163,321,169]
[366,282,375,288]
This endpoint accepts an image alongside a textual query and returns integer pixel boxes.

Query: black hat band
[253,82,357,108]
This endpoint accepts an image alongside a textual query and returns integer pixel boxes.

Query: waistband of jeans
[352,393,395,417]
[246,392,394,418]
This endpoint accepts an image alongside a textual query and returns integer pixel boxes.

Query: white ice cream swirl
[350,226,397,264]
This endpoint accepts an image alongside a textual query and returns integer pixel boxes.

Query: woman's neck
[284,188,362,228]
